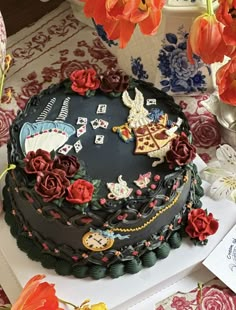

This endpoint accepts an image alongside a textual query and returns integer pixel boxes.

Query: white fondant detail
[122,88,151,128]
[25,131,69,154]
[77,124,86,137]
[74,140,83,153]
[91,119,100,129]
[95,135,104,144]
[148,142,171,167]
[99,119,109,129]
[166,117,183,136]
[96,104,107,114]
[134,172,152,189]
[107,175,133,200]
[57,144,73,155]
[146,98,156,106]
[76,117,88,125]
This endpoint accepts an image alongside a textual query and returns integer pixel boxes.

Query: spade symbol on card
[76,117,88,125]
[91,119,100,130]
[58,144,73,155]
[95,135,104,145]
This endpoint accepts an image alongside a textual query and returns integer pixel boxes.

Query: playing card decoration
[96,104,107,114]
[58,144,73,155]
[95,135,104,144]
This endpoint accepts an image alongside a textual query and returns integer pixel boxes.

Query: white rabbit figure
[122,88,152,128]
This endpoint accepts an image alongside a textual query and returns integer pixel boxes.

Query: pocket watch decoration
[82,229,129,252]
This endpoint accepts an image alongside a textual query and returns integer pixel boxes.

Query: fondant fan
[19,121,75,155]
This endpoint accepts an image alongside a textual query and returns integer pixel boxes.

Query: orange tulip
[216,0,236,45]
[216,56,236,106]
[124,0,165,35]
[11,274,63,310]
[187,13,228,64]
[81,0,164,48]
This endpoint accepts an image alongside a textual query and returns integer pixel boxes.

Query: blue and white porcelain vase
[70,0,222,95]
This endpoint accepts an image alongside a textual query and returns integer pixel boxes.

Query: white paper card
[203,223,236,294]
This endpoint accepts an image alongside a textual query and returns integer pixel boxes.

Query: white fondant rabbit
[122,88,151,128]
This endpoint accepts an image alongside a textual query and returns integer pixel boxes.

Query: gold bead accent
[112,192,180,233]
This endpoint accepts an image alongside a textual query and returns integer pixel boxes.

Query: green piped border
[3,198,185,279]
[2,163,204,279]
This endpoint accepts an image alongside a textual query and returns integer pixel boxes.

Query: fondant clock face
[82,232,114,252]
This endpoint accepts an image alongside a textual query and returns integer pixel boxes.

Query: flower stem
[0,70,5,101]
[206,0,214,16]
[58,298,78,308]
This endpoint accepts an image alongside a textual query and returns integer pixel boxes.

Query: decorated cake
[3,68,218,279]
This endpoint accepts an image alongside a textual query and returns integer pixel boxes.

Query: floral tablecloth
[0,1,234,308]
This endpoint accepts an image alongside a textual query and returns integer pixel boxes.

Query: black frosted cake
[3,68,212,279]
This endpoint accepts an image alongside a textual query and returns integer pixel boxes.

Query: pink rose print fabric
[155,279,236,309]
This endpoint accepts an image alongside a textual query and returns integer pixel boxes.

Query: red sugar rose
[185,209,219,241]
[66,179,94,204]
[166,133,196,169]
[24,149,53,174]
[35,169,70,202]
[53,155,80,178]
[70,68,100,96]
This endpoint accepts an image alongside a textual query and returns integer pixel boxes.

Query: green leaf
[92,179,101,189]
[91,200,102,210]
[109,91,121,97]
[17,159,25,168]
[73,165,87,179]
[53,198,63,207]
[50,149,56,160]
[73,202,88,213]
[86,89,96,97]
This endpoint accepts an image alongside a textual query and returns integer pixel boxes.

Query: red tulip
[11,274,63,310]
[216,0,236,45]
[216,56,236,106]
[187,13,228,64]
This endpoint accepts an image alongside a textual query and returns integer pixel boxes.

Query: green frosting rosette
[168,232,182,249]
[155,242,171,259]
[109,263,125,278]
[89,265,107,279]
[125,258,142,274]
[73,265,89,278]
[141,251,157,267]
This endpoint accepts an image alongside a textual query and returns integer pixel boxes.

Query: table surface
[1,180,236,310]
